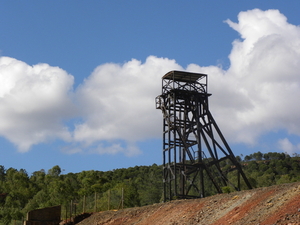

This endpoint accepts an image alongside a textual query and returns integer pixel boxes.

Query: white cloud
[1,9,300,156]
[278,138,300,155]
[91,142,141,157]
[187,9,300,145]
[0,57,75,152]
[72,56,182,155]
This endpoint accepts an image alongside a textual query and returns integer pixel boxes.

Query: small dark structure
[24,205,61,225]
[0,193,8,198]
[0,193,8,204]
[156,71,252,201]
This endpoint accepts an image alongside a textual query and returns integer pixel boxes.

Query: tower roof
[162,70,207,83]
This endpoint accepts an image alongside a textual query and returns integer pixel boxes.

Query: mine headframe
[155,70,252,201]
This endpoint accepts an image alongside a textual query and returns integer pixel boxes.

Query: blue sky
[1,1,300,175]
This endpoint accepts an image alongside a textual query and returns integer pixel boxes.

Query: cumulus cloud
[1,9,300,155]
[0,57,75,152]
[188,9,300,147]
[73,56,182,155]
[278,138,300,155]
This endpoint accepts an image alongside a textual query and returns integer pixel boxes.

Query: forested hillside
[0,152,300,224]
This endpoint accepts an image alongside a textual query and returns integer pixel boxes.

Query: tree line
[0,151,300,224]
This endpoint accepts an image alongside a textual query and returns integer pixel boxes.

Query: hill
[1,152,300,223]
[77,182,300,225]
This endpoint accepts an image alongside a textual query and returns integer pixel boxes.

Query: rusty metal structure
[156,71,252,201]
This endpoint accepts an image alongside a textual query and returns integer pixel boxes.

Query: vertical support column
[156,71,251,201]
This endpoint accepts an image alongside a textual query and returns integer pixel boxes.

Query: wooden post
[70,200,73,221]
[121,187,124,210]
[83,195,86,213]
[118,187,124,210]
[108,189,110,210]
[65,205,68,222]
[94,192,97,212]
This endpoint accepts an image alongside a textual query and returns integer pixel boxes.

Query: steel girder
[156,71,252,201]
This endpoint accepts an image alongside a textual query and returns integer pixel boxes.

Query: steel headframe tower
[156,71,252,201]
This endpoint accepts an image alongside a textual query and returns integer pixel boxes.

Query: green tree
[47,165,61,177]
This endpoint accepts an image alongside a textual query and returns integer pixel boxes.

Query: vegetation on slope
[0,152,300,224]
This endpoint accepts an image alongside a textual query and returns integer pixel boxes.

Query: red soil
[77,182,300,225]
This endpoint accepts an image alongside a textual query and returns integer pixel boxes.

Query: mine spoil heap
[77,182,300,225]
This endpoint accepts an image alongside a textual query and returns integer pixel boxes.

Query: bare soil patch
[77,182,300,225]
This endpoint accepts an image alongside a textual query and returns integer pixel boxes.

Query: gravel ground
[77,182,300,225]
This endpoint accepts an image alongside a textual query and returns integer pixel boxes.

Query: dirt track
[77,182,300,225]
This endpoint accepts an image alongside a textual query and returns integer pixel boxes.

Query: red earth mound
[77,182,300,225]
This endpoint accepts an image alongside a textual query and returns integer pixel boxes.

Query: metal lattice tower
[155,71,252,201]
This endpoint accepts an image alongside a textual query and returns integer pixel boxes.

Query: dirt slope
[77,182,300,225]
